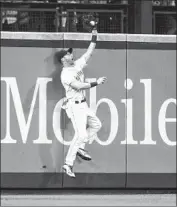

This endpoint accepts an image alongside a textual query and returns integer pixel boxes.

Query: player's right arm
[61,71,106,91]
[70,77,106,90]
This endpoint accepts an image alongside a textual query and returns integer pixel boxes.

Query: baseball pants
[65,101,102,166]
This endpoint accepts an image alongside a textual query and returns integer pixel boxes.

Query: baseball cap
[54,48,73,64]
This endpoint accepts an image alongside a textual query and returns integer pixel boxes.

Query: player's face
[63,53,74,65]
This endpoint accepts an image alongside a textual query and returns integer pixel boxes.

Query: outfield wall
[1,32,176,188]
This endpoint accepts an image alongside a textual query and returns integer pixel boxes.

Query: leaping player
[55,22,107,177]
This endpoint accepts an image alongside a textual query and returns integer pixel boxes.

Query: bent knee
[96,119,102,131]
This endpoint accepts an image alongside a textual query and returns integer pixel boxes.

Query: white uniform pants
[65,101,102,166]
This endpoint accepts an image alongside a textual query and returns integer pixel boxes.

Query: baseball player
[56,25,106,177]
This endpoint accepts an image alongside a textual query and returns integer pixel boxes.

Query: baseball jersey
[61,56,87,101]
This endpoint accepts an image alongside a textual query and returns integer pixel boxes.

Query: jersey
[61,56,87,101]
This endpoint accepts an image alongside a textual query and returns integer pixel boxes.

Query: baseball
[90,21,96,26]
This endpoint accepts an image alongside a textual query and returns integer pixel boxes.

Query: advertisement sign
[1,33,176,188]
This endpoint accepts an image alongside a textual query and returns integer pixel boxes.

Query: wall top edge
[1,32,176,43]
[127,34,176,43]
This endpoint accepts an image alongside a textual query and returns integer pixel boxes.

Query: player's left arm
[81,28,97,64]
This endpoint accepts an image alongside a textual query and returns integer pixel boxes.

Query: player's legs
[87,108,102,142]
[78,107,102,153]
[65,103,88,167]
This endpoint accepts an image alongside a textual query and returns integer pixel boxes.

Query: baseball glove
[82,12,98,32]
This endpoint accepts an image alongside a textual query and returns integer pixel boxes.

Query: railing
[1,1,176,34]
[1,2,128,33]
[0,0,128,4]
[153,11,176,34]
[66,9,124,33]
[152,5,176,34]
[1,7,56,32]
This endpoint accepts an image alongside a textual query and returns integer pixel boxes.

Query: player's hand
[92,27,98,35]
[97,77,107,85]
[90,21,98,34]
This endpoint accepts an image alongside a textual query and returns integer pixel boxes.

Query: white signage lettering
[0,77,176,146]
[158,99,176,146]
[1,77,52,144]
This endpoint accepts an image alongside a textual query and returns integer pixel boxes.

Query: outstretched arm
[81,28,97,64]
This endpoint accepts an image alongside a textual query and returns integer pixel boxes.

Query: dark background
[1,0,176,34]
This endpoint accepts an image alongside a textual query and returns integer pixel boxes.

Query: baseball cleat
[77,148,92,161]
[62,164,75,178]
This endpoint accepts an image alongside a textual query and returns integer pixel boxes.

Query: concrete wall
[1,32,176,188]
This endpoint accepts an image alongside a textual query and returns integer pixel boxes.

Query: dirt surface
[1,192,176,206]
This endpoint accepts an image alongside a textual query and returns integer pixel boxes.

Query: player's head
[54,48,74,67]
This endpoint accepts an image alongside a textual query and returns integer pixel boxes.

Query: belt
[75,98,86,104]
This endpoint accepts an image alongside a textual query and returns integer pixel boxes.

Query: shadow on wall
[22,49,72,187]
